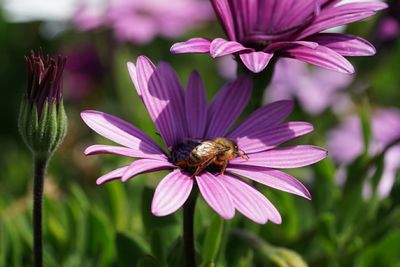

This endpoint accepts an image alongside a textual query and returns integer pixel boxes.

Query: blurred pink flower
[328,109,400,198]
[64,46,104,101]
[265,58,353,115]
[171,0,387,74]
[375,0,400,43]
[74,0,213,44]
[377,17,400,41]
[81,55,327,224]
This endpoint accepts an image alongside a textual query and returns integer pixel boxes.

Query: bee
[170,137,248,176]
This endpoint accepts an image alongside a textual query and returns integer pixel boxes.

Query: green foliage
[115,232,149,267]
[201,215,224,267]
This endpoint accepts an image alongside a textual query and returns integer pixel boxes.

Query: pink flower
[265,58,353,115]
[328,108,400,198]
[81,56,327,224]
[377,17,400,42]
[171,0,387,74]
[63,46,104,101]
[74,0,213,44]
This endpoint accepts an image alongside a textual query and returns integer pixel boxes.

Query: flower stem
[183,193,197,267]
[33,156,48,267]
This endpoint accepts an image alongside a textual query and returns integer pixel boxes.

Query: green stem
[33,156,48,267]
[183,193,197,267]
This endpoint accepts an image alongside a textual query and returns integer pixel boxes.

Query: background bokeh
[1,0,399,266]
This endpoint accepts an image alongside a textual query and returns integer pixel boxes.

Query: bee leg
[193,157,216,177]
[238,150,249,160]
[219,160,229,175]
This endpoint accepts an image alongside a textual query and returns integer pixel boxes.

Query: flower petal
[236,122,314,154]
[157,61,188,136]
[127,62,140,97]
[298,2,387,39]
[230,145,328,168]
[228,100,294,138]
[239,51,273,73]
[206,74,252,138]
[335,1,388,11]
[227,166,311,199]
[185,71,208,138]
[211,0,237,40]
[84,144,167,160]
[121,159,175,182]
[264,41,319,52]
[136,56,186,148]
[170,38,211,54]
[210,38,252,58]
[281,45,354,74]
[81,110,164,154]
[219,174,282,224]
[151,169,193,216]
[96,165,129,185]
[196,172,235,219]
[306,33,376,56]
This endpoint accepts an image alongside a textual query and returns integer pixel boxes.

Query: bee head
[232,142,239,153]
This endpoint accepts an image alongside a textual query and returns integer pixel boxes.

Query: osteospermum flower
[74,0,213,44]
[171,0,387,74]
[328,109,400,198]
[265,58,353,115]
[81,56,327,224]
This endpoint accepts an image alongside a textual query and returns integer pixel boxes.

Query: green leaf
[224,230,251,267]
[4,219,23,266]
[359,101,372,153]
[106,182,129,230]
[201,215,224,267]
[150,229,166,267]
[166,236,184,267]
[45,197,68,246]
[313,156,338,213]
[0,218,8,266]
[231,229,308,267]
[116,232,149,267]
[66,183,91,259]
[87,207,115,266]
[370,154,385,198]
[137,255,161,267]
[355,229,400,267]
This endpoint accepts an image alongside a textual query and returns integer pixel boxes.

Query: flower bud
[268,247,308,267]
[18,49,67,158]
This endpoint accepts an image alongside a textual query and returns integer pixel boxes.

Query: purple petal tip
[96,179,105,185]
[170,43,180,54]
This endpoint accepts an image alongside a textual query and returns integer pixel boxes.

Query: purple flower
[377,17,399,41]
[25,49,66,116]
[64,46,104,101]
[171,0,387,74]
[81,56,327,224]
[74,0,213,44]
[265,58,353,115]
[328,109,400,198]
[376,0,400,42]
[19,49,68,157]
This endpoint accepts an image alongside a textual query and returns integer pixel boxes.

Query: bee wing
[195,141,228,157]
